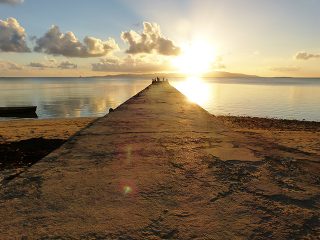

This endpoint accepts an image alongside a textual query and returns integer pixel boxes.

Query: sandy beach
[0,118,95,180]
[0,117,95,143]
[1,115,319,179]
[216,115,320,156]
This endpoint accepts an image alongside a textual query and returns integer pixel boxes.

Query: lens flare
[123,185,132,195]
[119,180,137,196]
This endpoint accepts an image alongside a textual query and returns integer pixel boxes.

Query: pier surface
[0,82,319,239]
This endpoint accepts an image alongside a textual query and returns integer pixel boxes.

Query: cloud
[34,25,119,58]
[28,62,54,69]
[295,51,320,60]
[0,17,30,52]
[270,66,299,72]
[92,55,171,73]
[121,22,180,56]
[28,60,77,70]
[58,61,77,69]
[0,60,23,70]
[0,0,24,5]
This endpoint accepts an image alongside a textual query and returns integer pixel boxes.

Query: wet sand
[0,83,319,239]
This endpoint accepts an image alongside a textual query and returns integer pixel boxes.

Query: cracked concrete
[0,82,319,239]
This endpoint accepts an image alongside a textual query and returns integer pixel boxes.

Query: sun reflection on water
[173,77,211,106]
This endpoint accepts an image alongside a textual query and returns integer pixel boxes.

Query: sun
[171,39,216,76]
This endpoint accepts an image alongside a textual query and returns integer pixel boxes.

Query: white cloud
[0,0,24,5]
[92,55,171,73]
[121,22,180,56]
[295,51,320,60]
[0,17,30,52]
[34,25,119,58]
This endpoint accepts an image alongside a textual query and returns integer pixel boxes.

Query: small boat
[0,106,38,118]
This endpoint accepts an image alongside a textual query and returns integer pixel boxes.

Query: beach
[0,117,95,143]
[0,118,95,180]
[216,116,320,155]
[1,115,319,180]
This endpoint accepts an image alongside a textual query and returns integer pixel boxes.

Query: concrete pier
[0,82,319,239]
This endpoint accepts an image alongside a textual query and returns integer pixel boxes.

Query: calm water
[0,77,319,121]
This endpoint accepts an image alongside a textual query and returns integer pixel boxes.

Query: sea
[0,77,319,121]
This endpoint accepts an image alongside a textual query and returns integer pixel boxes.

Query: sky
[0,0,319,77]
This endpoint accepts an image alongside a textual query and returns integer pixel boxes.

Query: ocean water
[0,77,319,121]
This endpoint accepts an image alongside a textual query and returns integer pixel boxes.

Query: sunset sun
[171,40,216,76]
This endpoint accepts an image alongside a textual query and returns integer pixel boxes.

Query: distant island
[89,71,259,79]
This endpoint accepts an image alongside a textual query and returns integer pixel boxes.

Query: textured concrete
[0,82,319,239]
